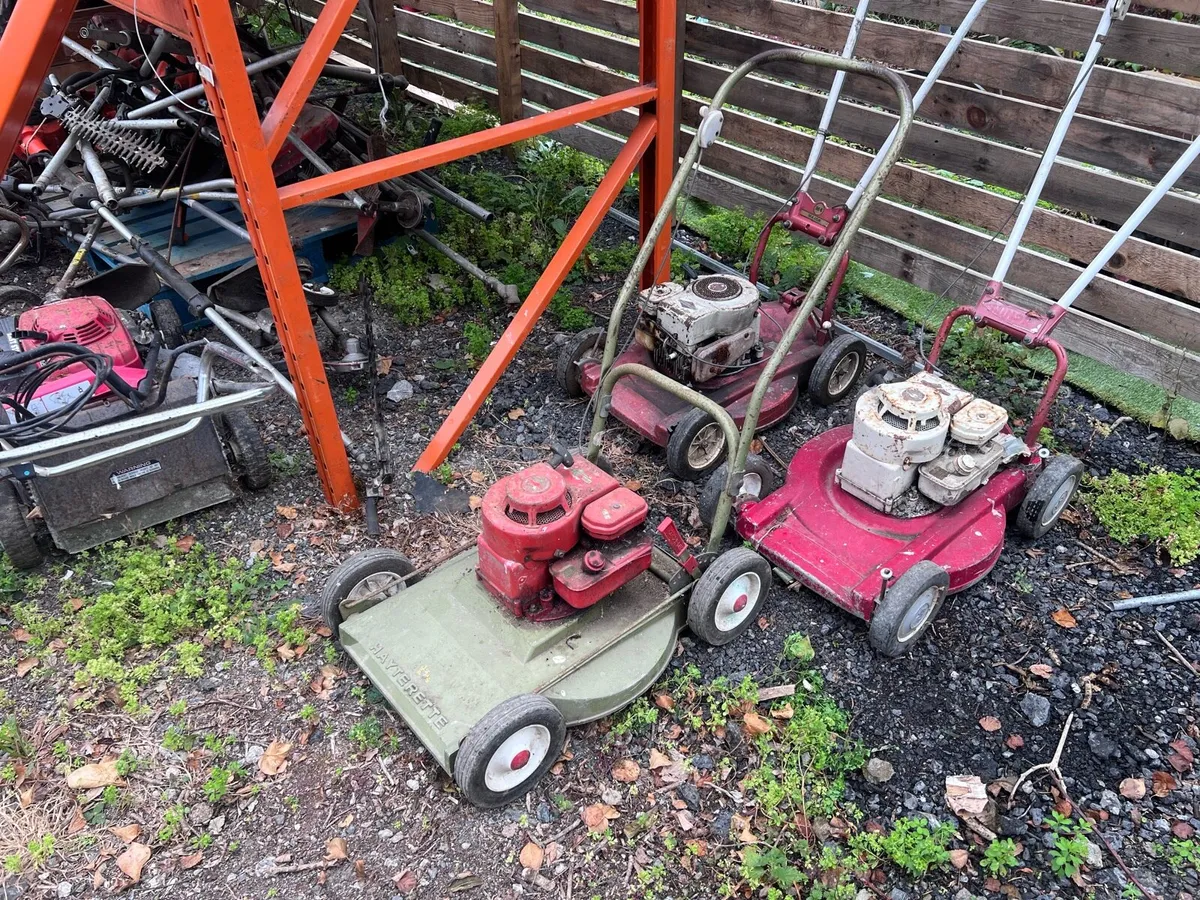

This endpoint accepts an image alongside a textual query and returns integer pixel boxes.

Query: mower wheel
[1017,454,1084,540]
[453,694,565,808]
[687,547,772,646]
[218,410,273,491]
[868,561,949,657]
[0,481,42,570]
[667,408,727,481]
[555,327,605,398]
[809,334,867,405]
[699,455,777,530]
[0,284,40,318]
[149,299,185,349]
[319,548,415,635]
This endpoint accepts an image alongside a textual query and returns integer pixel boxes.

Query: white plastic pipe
[845,0,989,210]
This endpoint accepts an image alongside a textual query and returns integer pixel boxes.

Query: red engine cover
[17,296,142,387]
[477,457,621,614]
[272,105,341,176]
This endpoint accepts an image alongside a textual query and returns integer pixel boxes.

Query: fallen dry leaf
[468,495,483,511]
[770,703,795,720]
[18,787,32,809]
[276,505,299,520]
[258,739,292,777]
[1168,739,1194,774]
[1152,771,1178,797]
[325,837,349,860]
[1119,777,1146,801]
[66,760,123,790]
[1005,734,1025,750]
[946,774,989,817]
[979,716,1002,733]
[742,712,772,737]
[11,627,30,642]
[611,759,640,783]
[469,470,486,484]
[180,852,203,870]
[519,842,544,870]
[624,480,642,492]
[949,848,970,869]
[116,842,151,883]
[109,824,141,844]
[653,693,675,711]
[1029,663,1053,679]
[175,535,196,552]
[394,869,418,894]
[731,813,757,844]
[67,806,87,835]
[507,408,526,420]
[757,684,796,701]
[1173,821,1196,840]
[580,804,619,833]
[648,748,671,769]
[1050,607,1077,628]
[15,656,38,677]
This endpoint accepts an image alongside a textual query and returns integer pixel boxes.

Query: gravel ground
[0,225,1196,900]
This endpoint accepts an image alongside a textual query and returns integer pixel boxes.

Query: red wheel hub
[732,593,748,613]
[510,749,531,770]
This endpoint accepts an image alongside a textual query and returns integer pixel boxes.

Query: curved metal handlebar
[586,47,915,539]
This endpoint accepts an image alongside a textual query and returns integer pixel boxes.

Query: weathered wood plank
[399,0,493,29]
[492,0,523,124]
[520,0,638,37]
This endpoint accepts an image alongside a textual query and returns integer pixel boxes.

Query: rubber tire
[149,299,185,349]
[867,561,949,658]
[0,284,41,318]
[1016,454,1084,540]
[319,548,415,634]
[687,547,772,646]
[666,407,726,481]
[699,455,778,530]
[555,327,606,398]
[218,410,272,491]
[808,334,867,406]
[0,481,41,570]
[453,694,566,808]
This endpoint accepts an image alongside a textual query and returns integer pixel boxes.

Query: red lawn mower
[704,0,1190,657]
[557,0,987,481]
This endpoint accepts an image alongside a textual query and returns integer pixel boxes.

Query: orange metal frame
[0,0,678,505]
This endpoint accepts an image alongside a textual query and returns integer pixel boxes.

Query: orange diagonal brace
[260,0,358,161]
[413,115,658,473]
[0,0,76,171]
[278,85,657,210]
[182,0,357,508]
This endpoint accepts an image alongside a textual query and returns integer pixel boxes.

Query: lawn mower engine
[837,372,1024,514]
[477,452,652,621]
[634,274,762,384]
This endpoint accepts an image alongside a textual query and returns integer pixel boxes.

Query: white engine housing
[638,274,760,348]
[837,372,1012,512]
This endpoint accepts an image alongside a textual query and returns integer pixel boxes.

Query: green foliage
[300,703,319,724]
[25,835,54,869]
[1046,810,1092,879]
[740,846,805,892]
[548,290,594,331]
[433,462,454,486]
[438,104,499,141]
[851,817,954,879]
[168,699,187,717]
[114,749,140,777]
[0,716,30,759]
[203,763,246,804]
[157,803,187,843]
[463,322,493,363]
[981,838,1020,877]
[1168,838,1200,873]
[269,450,301,476]
[348,716,384,751]
[1083,467,1200,564]
[610,697,658,736]
[175,641,204,677]
[162,725,195,752]
[782,632,815,664]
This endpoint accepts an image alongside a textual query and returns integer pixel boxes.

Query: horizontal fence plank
[400,0,494,29]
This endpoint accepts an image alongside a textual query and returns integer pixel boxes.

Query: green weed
[203,763,246,804]
[980,837,1020,877]
[463,322,493,363]
[782,632,815,664]
[850,817,954,879]
[1169,838,1200,873]
[348,716,384,751]
[1083,467,1200,564]
[610,697,658,736]
[1045,810,1092,879]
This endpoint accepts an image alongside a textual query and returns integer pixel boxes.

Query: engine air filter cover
[504,464,569,522]
[691,275,744,302]
[878,382,943,423]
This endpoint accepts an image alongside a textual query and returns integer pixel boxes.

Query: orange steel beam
[182,0,358,509]
[0,0,77,171]
[413,115,658,473]
[637,0,678,291]
[260,0,359,161]
[277,84,656,210]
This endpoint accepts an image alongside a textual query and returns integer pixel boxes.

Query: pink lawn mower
[702,0,1196,656]
[557,0,989,481]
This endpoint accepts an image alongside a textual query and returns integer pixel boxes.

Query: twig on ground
[757,437,788,470]
[1072,540,1136,575]
[262,860,335,875]
[547,818,582,845]
[378,755,397,786]
[1155,629,1198,677]
[1009,712,1074,801]
[623,853,634,888]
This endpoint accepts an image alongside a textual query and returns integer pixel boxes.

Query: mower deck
[339,548,684,771]
[578,298,822,447]
[737,426,1032,621]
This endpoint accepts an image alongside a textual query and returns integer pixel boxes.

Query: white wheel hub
[484,724,552,793]
[714,571,761,632]
[346,571,408,605]
[688,423,725,471]
[897,586,940,643]
[1041,475,1077,528]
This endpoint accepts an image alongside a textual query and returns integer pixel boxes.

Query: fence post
[370,0,403,75]
[494,0,524,124]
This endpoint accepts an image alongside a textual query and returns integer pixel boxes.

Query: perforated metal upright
[0,0,679,507]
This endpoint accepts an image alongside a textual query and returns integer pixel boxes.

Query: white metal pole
[796,0,872,193]
[1058,132,1200,310]
[845,0,989,210]
[991,0,1120,285]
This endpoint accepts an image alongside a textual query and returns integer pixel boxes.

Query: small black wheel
[808,334,867,405]
[555,327,605,398]
[218,410,272,491]
[1017,454,1084,540]
[0,285,40,318]
[0,481,42,570]
[149,299,185,349]
[868,561,949,657]
[320,548,415,634]
[453,694,566,808]
[666,407,726,481]
[687,547,772,646]
[699,454,778,530]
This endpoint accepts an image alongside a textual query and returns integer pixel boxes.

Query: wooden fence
[294,0,1200,402]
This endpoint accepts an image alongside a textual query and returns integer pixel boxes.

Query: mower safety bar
[590,362,739,556]
[0,341,276,475]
